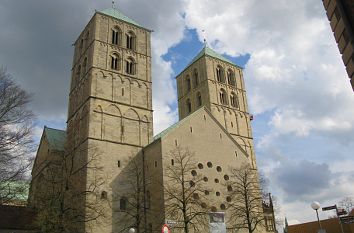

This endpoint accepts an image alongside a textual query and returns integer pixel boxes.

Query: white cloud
[182,0,354,223]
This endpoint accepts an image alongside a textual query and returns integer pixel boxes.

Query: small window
[215,179,219,183]
[198,163,204,169]
[224,175,229,181]
[227,69,236,86]
[220,204,226,210]
[203,177,208,182]
[186,76,191,92]
[191,170,197,176]
[154,161,157,167]
[193,69,199,87]
[220,89,227,105]
[122,88,125,96]
[216,66,225,83]
[186,99,192,114]
[204,190,210,195]
[83,57,87,75]
[175,139,178,146]
[101,191,107,199]
[189,181,195,187]
[230,92,238,108]
[171,159,174,166]
[216,166,222,172]
[125,57,135,75]
[120,197,127,210]
[126,31,136,50]
[227,185,233,192]
[207,162,213,168]
[226,196,232,202]
[111,53,120,70]
[197,92,202,107]
[117,160,121,168]
[111,27,121,45]
[190,126,193,133]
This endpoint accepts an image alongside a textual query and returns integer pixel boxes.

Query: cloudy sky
[1,0,353,227]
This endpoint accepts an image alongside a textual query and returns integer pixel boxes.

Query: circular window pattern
[220,204,226,210]
[189,181,195,187]
[198,163,204,169]
[227,185,233,192]
[201,202,207,208]
[203,177,208,182]
[224,175,229,181]
[216,191,220,196]
[211,206,217,212]
[207,162,213,168]
[226,196,232,202]
[193,193,200,200]
[216,166,222,172]
[215,178,219,183]
[191,170,197,176]
[204,190,210,195]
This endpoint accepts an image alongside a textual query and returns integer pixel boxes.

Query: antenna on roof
[112,0,115,9]
[202,29,207,47]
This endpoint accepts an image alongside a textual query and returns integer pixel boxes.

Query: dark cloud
[273,160,332,201]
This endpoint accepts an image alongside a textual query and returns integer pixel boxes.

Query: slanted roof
[97,8,151,31]
[44,126,66,152]
[153,107,206,141]
[180,46,242,76]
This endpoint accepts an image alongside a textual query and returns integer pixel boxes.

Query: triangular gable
[153,106,250,158]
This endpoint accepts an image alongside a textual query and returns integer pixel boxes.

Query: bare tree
[33,144,106,233]
[113,154,150,233]
[225,164,265,233]
[163,146,210,233]
[339,197,354,214]
[0,68,34,204]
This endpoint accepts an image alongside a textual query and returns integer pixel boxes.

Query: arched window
[227,69,236,86]
[186,99,192,114]
[125,57,135,75]
[111,26,122,45]
[120,197,127,210]
[83,57,87,74]
[193,69,199,87]
[126,31,136,50]
[186,75,191,92]
[111,53,120,70]
[230,92,238,108]
[219,89,227,105]
[197,92,202,107]
[216,65,225,83]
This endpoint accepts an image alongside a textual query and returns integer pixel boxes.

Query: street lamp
[128,228,136,233]
[311,201,323,231]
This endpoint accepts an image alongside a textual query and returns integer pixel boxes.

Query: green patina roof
[153,107,206,141]
[97,8,150,31]
[181,46,242,76]
[44,126,66,152]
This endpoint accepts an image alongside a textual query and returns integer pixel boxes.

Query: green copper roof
[153,107,206,141]
[97,8,150,31]
[44,126,66,152]
[182,46,242,74]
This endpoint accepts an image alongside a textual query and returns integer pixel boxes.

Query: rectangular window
[154,161,157,167]
[118,160,121,167]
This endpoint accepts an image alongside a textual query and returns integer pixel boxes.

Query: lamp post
[129,228,136,233]
[311,201,323,232]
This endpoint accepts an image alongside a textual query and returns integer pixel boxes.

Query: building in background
[322,0,354,91]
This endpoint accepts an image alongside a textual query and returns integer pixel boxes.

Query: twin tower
[65,6,257,233]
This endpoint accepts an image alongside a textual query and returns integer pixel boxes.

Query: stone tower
[66,7,153,232]
[176,46,256,167]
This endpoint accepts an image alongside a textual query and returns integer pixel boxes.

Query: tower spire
[112,0,115,9]
[202,29,207,47]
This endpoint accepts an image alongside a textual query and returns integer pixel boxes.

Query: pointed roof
[97,8,151,31]
[44,126,66,151]
[152,106,249,157]
[184,45,242,72]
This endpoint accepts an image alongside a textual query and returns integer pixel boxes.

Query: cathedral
[29,6,274,233]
